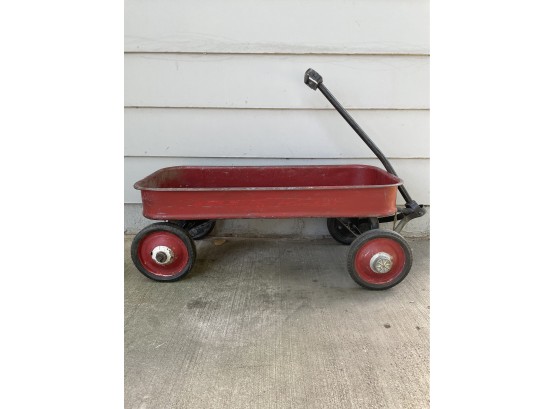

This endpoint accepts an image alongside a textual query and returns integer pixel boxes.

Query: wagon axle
[370,252,393,274]
[151,246,174,265]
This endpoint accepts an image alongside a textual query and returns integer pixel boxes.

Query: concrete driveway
[125,236,429,409]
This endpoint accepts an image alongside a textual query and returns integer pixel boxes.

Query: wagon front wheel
[131,222,196,282]
[347,229,412,290]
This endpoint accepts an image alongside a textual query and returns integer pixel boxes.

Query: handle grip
[304,68,323,90]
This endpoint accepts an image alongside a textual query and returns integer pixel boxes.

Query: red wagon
[131,69,426,290]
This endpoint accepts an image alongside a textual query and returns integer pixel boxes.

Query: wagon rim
[353,237,407,285]
[136,230,190,277]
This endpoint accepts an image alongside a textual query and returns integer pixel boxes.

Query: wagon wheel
[347,229,412,290]
[131,222,196,282]
[327,217,379,245]
[171,220,216,240]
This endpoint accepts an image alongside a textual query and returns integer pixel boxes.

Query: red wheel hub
[136,231,189,277]
[354,237,406,285]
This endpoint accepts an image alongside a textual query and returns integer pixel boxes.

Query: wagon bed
[135,165,402,220]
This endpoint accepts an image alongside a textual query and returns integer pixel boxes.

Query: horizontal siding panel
[124,157,429,205]
[125,108,429,158]
[125,0,429,54]
[124,54,429,109]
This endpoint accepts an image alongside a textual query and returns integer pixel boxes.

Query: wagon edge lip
[133,164,403,192]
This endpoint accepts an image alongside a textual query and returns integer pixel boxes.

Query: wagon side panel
[140,187,398,220]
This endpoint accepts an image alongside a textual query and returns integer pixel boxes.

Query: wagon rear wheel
[327,217,378,245]
[347,229,412,290]
[131,222,196,282]
[171,220,216,240]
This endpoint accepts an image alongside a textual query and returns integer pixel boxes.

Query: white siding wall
[125,0,429,234]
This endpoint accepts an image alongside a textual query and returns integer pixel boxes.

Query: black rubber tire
[131,222,196,282]
[327,218,378,245]
[171,220,216,240]
[347,229,412,290]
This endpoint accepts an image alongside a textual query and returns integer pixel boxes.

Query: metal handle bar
[304,68,425,220]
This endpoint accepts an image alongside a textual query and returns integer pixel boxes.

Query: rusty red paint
[134,165,402,220]
[354,237,407,285]
[136,230,190,277]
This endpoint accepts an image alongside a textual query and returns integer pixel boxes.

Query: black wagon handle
[304,68,426,221]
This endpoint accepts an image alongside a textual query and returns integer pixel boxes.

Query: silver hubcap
[370,252,393,274]
[151,246,174,265]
